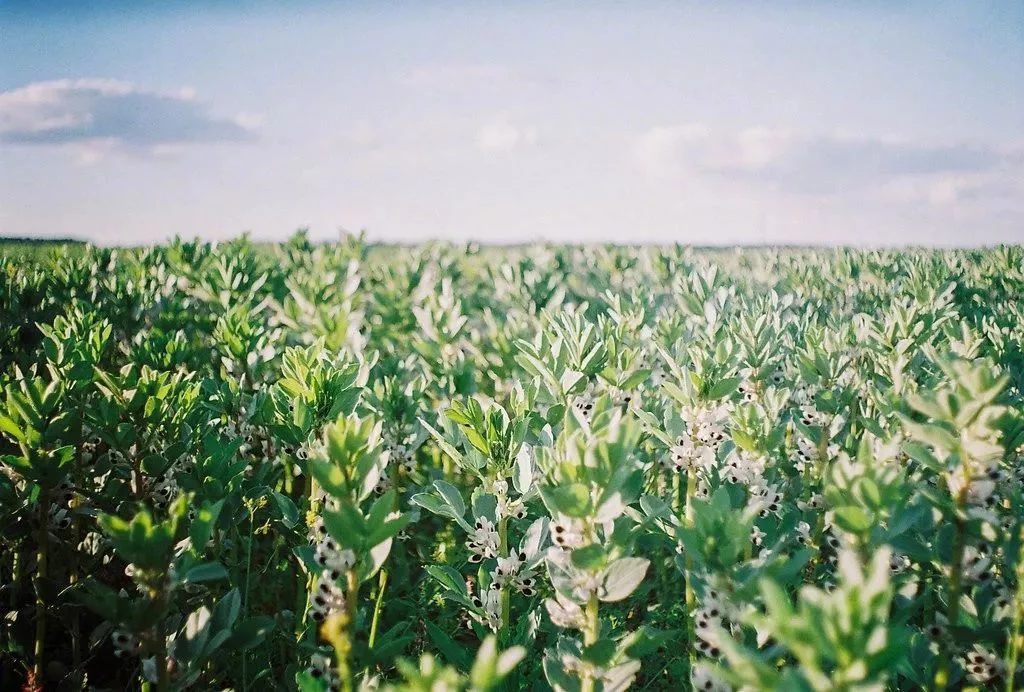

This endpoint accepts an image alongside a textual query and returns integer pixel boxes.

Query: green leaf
[412,480,471,531]
[271,492,299,529]
[707,376,742,400]
[183,562,229,584]
[599,557,649,602]
[570,544,607,570]
[581,639,617,667]
[424,620,471,671]
[833,505,873,534]
[540,483,590,518]
[222,616,275,651]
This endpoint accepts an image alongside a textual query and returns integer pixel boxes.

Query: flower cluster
[309,571,348,623]
[307,652,342,692]
[466,517,500,563]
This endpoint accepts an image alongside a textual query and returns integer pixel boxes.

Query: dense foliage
[1,234,1023,691]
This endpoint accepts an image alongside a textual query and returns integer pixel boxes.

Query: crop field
[1,235,1023,691]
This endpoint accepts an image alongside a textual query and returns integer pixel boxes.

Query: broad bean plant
[1,234,1023,691]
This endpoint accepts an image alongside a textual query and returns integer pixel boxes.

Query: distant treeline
[0,236,87,245]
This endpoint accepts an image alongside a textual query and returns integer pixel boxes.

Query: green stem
[683,467,697,662]
[368,569,389,651]
[33,490,50,681]
[151,583,170,692]
[10,551,21,610]
[1006,556,1023,692]
[498,516,510,639]
[69,436,84,682]
[297,470,320,643]
[497,515,509,638]
[342,569,359,692]
[935,512,967,691]
[242,506,256,691]
[581,593,599,692]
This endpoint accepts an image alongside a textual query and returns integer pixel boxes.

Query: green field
[1,235,1022,691]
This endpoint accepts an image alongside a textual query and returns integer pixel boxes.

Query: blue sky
[1,1,1022,246]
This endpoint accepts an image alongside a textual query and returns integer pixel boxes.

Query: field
[1,234,1023,691]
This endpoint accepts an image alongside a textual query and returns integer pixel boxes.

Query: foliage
[0,237,1022,690]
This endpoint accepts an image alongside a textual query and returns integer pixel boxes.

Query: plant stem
[1004,527,1024,692]
[70,440,83,682]
[935,511,967,691]
[368,569,389,651]
[152,584,170,692]
[10,551,21,610]
[341,569,359,692]
[683,466,697,663]
[581,593,599,692]
[498,516,510,639]
[242,506,256,691]
[33,489,50,681]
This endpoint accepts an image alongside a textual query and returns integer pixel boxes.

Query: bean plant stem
[935,488,967,691]
[340,568,359,692]
[498,516,510,638]
[242,505,256,691]
[582,593,599,692]
[70,439,84,680]
[1006,530,1024,692]
[368,568,389,651]
[10,551,20,610]
[33,486,50,681]
[684,466,697,663]
[152,584,170,692]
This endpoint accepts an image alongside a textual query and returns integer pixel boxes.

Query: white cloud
[633,124,1024,206]
[396,64,549,92]
[0,79,258,156]
[475,122,537,153]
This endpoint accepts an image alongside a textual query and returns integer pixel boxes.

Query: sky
[1,0,1022,246]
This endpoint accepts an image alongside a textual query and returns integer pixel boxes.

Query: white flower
[571,571,603,601]
[309,571,347,623]
[691,662,731,691]
[545,595,586,629]
[888,552,910,574]
[469,585,502,631]
[111,629,139,658]
[737,380,758,403]
[490,550,526,588]
[769,368,787,386]
[960,544,994,583]
[796,493,824,511]
[749,484,783,518]
[512,571,538,596]
[387,443,416,473]
[314,537,356,573]
[308,652,342,692]
[467,517,500,562]
[721,451,767,486]
[665,436,715,473]
[962,645,1004,684]
[792,383,818,406]
[47,505,72,530]
[796,521,812,546]
[151,471,178,511]
[372,473,392,495]
[947,462,999,508]
[571,396,595,421]
[551,515,586,550]
[798,404,824,427]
